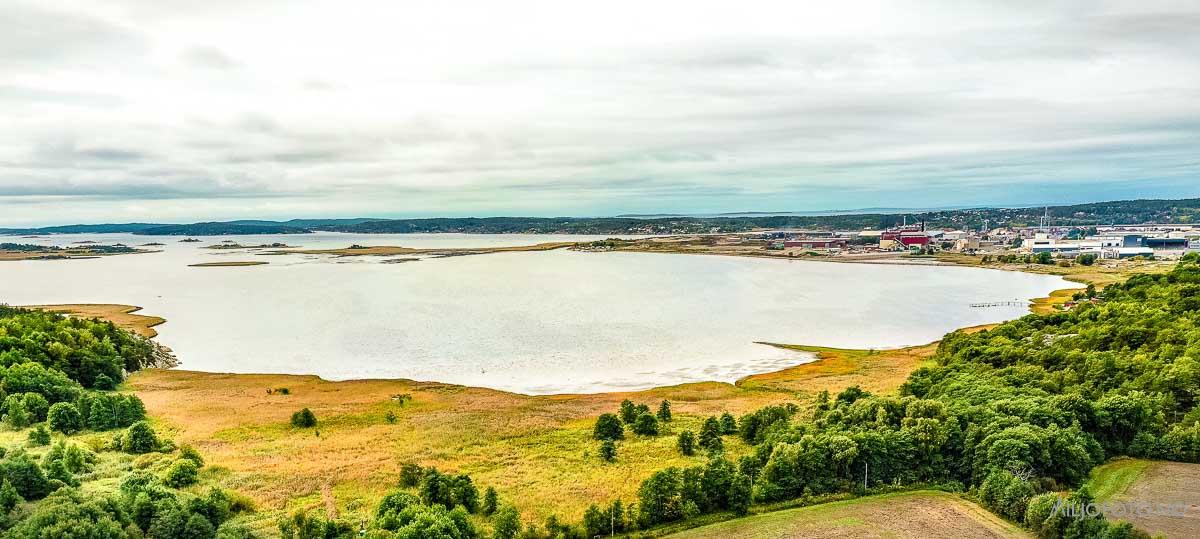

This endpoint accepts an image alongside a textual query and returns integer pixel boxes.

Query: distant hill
[3,197,1198,236]
[136,222,312,236]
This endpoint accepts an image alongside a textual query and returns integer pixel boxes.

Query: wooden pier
[970,301,1028,308]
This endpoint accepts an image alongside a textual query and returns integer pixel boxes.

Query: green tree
[657,400,672,422]
[633,413,660,436]
[481,486,498,516]
[46,402,82,434]
[3,397,31,429]
[0,479,23,512]
[290,408,317,428]
[492,505,521,539]
[593,413,624,441]
[677,431,696,456]
[164,459,200,488]
[179,444,205,467]
[699,416,723,452]
[729,472,752,516]
[619,399,638,424]
[719,412,737,434]
[122,421,160,453]
[599,439,617,462]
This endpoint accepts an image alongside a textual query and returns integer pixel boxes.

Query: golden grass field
[123,336,946,530]
[664,490,1029,539]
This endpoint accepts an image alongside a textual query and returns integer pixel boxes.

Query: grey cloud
[0,2,145,66]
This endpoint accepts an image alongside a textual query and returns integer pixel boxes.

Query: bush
[493,505,521,539]
[482,486,498,515]
[290,408,317,428]
[27,425,50,446]
[164,459,200,488]
[719,412,738,434]
[632,413,659,436]
[677,431,696,456]
[657,400,672,422]
[179,444,205,467]
[599,440,617,463]
[46,402,83,434]
[698,416,723,452]
[122,421,159,453]
[399,463,424,487]
[593,413,624,441]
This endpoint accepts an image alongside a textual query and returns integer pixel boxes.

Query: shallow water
[0,233,1069,394]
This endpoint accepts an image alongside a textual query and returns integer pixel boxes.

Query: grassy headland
[21,303,166,338]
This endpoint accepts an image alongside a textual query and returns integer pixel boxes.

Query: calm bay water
[0,233,1069,394]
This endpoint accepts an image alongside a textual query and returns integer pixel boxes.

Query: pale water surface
[0,233,1070,394]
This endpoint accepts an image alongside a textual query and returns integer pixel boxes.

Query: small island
[204,242,296,250]
[187,261,269,267]
[0,242,145,261]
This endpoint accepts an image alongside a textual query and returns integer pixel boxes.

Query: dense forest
[3,197,1199,237]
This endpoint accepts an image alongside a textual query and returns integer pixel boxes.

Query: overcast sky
[2,0,1199,226]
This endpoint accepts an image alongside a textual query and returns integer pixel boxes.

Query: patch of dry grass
[664,490,1029,539]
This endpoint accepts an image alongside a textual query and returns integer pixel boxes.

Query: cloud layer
[2,0,1198,225]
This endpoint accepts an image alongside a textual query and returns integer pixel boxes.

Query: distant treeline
[3,197,1199,236]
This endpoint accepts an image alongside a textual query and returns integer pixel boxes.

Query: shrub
[122,421,159,453]
[632,413,659,436]
[3,397,31,429]
[164,459,200,488]
[27,425,50,446]
[46,402,82,434]
[677,431,696,456]
[482,486,498,515]
[493,505,521,539]
[399,463,424,487]
[699,416,723,452]
[657,400,672,422]
[179,444,205,467]
[593,413,624,440]
[719,412,737,434]
[619,399,638,424]
[599,440,617,462]
[92,373,116,390]
[290,408,317,428]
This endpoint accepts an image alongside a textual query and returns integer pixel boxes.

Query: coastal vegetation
[0,306,254,537]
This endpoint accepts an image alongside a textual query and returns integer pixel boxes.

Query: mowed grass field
[1087,459,1200,538]
[125,340,939,529]
[665,490,1029,539]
